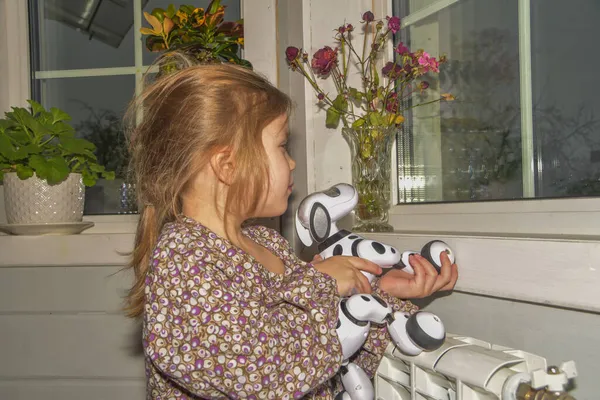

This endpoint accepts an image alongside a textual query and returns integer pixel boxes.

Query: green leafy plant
[0,100,115,186]
[140,0,251,71]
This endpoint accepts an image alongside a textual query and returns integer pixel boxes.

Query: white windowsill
[81,214,140,234]
[365,231,600,314]
[388,197,600,237]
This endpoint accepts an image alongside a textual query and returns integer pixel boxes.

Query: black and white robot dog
[296,183,456,400]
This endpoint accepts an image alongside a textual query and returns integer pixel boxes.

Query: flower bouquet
[140,0,251,74]
[285,11,453,232]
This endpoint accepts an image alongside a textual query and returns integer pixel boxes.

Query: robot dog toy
[295,183,456,400]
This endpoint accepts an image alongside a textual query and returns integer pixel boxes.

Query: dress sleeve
[348,277,419,377]
[143,236,344,399]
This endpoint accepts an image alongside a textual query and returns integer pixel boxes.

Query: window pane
[394,0,600,203]
[38,75,134,214]
[531,0,600,197]
[29,0,146,70]
[142,0,242,66]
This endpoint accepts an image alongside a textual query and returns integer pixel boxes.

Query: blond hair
[124,54,292,318]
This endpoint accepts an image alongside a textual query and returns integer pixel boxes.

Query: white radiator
[375,334,577,400]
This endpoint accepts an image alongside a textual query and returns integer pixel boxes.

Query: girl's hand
[378,251,458,299]
[311,255,382,297]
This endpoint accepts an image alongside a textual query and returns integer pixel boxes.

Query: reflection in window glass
[394,0,600,203]
[30,0,143,70]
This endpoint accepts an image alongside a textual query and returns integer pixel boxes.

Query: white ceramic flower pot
[3,172,85,224]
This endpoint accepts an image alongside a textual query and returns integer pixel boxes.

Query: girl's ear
[209,148,235,185]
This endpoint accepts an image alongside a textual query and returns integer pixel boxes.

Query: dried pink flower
[382,61,403,79]
[387,16,401,33]
[417,52,440,73]
[395,42,410,55]
[385,92,399,113]
[311,46,338,77]
[362,11,374,22]
[285,46,299,62]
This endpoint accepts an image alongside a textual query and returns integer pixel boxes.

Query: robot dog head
[295,183,358,247]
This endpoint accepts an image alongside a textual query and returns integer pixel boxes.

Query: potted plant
[0,100,114,225]
[140,1,251,74]
[285,11,454,232]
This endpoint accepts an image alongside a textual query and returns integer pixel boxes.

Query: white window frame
[0,0,279,233]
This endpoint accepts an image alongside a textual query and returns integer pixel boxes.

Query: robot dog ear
[295,196,333,247]
[294,202,332,247]
[295,212,314,247]
[308,202,331,243]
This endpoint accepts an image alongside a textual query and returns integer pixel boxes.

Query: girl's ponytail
[124,204,159,318]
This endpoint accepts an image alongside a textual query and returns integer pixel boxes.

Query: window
[27,0,241,215]
[393,0,600,204]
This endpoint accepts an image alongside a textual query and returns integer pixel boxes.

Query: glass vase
[342,126,397,232]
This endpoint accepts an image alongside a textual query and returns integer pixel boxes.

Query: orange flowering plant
[140,1,251,70]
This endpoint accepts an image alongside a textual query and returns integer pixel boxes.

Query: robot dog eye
[333,244,343,256]
[355,240,401,266]
[370,294,388,308]
[371,242,385,254]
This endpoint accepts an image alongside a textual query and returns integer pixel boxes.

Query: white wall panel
[0,314,144,378]
[0,379,145,400]
[0,266,131,313]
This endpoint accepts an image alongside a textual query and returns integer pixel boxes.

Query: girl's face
[256,114,296,217]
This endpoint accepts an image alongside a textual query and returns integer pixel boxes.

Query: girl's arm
[144,244,344,399]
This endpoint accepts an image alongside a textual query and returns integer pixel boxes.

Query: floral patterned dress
[143,216,417,399]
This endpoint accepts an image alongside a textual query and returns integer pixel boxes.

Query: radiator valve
[514,362,578,400]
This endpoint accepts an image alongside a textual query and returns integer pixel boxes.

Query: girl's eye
[280,142,289,151]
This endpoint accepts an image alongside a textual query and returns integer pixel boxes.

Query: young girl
[125,57,458,400]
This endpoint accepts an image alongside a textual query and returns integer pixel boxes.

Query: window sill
[364,231,600,314]
[82,214,139,234]
[388,197,600,237]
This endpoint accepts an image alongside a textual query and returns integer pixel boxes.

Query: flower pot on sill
[3,172,85,224]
